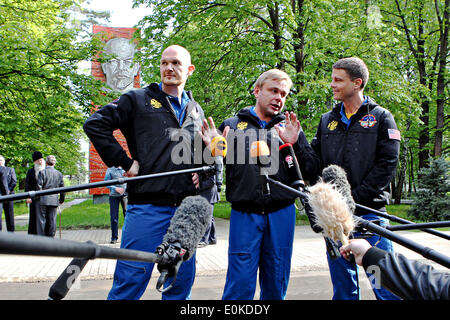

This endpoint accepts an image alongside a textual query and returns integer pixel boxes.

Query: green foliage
[408,156,450,221]
[0,0,114,186]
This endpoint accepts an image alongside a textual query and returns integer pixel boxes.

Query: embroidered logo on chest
[327,120,338,131]
[359,114,377,128]
[150,99,162,109]
[237,121,248,130]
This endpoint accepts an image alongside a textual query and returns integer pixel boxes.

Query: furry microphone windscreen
[308,182,355,245]
[321,165,356,214]
[162,195,211,260]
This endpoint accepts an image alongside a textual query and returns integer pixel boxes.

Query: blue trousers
[222,204,296,300]
[327,213,400,300]
[107,204,196,300]
[108,195,127,241]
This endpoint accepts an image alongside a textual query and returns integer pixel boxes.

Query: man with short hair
[84,45,206,300]
[199,69,319,300]
[298,57,401,300]
[104,166,127,244]
[37,155,65,237]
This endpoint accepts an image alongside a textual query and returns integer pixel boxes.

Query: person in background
[0,155,16,232]
[37,155,65,237]
[104,166,128,244]
[25,151,46,235]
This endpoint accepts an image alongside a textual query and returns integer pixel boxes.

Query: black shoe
[208,240,217,245]
[110,240,117,244]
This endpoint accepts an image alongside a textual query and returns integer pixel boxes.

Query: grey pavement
[0,204,449,300]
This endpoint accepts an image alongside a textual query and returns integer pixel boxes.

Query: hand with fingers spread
[275,111,301,145]
[199,116,230,148]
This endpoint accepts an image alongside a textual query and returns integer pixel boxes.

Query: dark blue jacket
[83,83,206,206]
[304,97,400,213]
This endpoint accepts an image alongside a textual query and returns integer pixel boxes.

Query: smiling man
[84,44,205,300]
[199,69,319,300]
[297,57,401,300]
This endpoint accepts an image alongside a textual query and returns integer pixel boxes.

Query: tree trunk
[433,0,449,157]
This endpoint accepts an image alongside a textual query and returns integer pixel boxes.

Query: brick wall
[89,25,140,195]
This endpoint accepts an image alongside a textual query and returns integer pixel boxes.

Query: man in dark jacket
[25,151,46,235]
[84,44,205,300]
[37,155,65,237]
[298,57,401,300]
[199,69,319,300]
[0,166,10,229]
[0,155,15,231]
[340,239,449,300]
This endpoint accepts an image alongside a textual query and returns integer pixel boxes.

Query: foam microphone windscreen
[321,165,355,213]
[308,182,355,246]
[162,195,211,260]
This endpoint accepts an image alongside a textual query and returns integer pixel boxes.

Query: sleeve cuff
[362,246,387,270]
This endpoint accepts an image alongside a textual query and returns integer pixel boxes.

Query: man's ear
[253,85,260,98]
[354,78,363,90]
[187,64,195,76]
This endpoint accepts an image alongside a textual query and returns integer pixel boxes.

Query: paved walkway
[0,215,449,283]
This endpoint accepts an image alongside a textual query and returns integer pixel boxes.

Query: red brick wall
[89,25,140,195]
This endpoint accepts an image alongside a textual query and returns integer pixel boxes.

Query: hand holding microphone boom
[210,136,227,192]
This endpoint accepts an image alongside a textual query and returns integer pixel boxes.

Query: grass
[9,197,446,231]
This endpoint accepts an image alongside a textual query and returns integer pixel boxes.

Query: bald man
[84,45,206,300]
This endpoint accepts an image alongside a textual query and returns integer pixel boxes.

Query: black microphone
[210,136,227,192]
[47,195,211,299]
[279,143,305,190]
[48,257,90,300]
[278,143,323,233]
[156,195,211,292]
[321,165,356,214]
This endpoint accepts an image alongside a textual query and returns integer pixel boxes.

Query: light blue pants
[107,204,196,300]
[222,204,296,300]
[327,213,401,300]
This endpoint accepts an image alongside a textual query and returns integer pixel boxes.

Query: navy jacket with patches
[83,83,205,206]
[219,107,320,214]
[307,97,400,213]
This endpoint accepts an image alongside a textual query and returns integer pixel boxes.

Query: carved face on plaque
[101,38,140,93]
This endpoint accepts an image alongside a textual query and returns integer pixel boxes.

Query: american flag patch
[388,129,401,141]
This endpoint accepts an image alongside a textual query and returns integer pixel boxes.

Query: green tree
[0,0,112,186]
[407,156,449,221]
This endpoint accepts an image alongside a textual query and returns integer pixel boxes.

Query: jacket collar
[237,106,285,129]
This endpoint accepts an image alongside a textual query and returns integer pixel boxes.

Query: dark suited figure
[0,155,17,232]
[0,167,9,230]
[37,155,65,237]
[25,151,46,234]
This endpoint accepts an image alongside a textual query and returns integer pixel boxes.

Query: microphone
[308,165,357,260]
[210,136,227,192]
[279,143,305,191]
[321,165,355,214]
[278,143,322,233]
[156,195,211,292]
[48,257,89,300]
[47,195,211,299]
